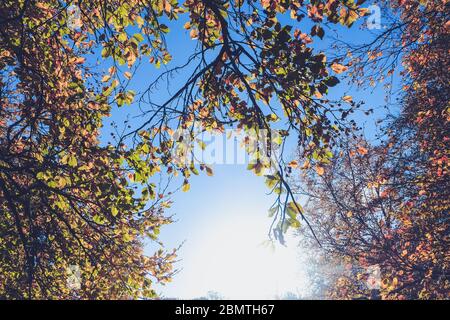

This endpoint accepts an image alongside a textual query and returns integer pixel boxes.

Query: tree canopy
[292,0,449,299]
[0,0,447,299]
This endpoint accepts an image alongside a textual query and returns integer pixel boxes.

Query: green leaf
[159,24,170,33]
[36,172,46,180]
[286,201,302,220]
[93,215,105,225]
[190,163,199,175]
[265,175,278,189]
[101,47,110,58]
[68,156,77,167]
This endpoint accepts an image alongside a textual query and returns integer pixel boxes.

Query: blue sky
[97,5,400,299]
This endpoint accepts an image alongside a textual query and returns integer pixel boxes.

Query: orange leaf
[342,95,353,103]
[301,159,311,169]
[190,29,198,39]
[288,160,299,168]
[331,62,348,74]
[357,146,368,155]
[315,165,325,176]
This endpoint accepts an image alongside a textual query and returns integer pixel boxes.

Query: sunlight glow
[173,215,308,299]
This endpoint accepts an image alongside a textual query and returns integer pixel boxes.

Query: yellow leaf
[101,74,111,82]
[181,182,190,192]
[392,277,398,287]
[57,176,67,188]
[135,16,144,28]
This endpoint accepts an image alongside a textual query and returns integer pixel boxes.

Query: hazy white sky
[151,165,309,299]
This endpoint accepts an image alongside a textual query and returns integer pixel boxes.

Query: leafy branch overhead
[0,0,394,299]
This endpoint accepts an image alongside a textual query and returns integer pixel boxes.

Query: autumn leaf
[342,95,353,103]
[101,74,111,82]
[124,71,132,79]
[356,146,368,155]
[182,180,190,192]
[288,160,299,168]
[189,29,198,39]
[315,165,325,176]
[331,63,348,74]
[204,165,213,176]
